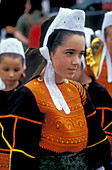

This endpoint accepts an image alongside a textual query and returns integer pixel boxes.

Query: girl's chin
[65,74,76,80]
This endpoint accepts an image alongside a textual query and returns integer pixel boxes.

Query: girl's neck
[40,68,64,84]
[3,81,19,92]
[78,70,92,85]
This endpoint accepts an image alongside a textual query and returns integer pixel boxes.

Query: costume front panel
[25,78,88,153]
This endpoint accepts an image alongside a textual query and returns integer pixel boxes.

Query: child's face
[0,54,23,90]
[50,34,85,84]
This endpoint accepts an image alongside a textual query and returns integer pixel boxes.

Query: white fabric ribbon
[81,55,86,70]
[84,27,94,48]
[0,78,5,90]
[95,30,112,82]
[39,46,70,114]
[96,166,105,170]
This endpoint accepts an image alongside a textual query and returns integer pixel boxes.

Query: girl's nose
[72,54,81,65]
[9,71,14,77]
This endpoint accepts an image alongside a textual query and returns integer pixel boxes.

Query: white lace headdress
[84,27,94,48]
[95,11,112,82]
[39,8,85,114]
[0,38,26,90]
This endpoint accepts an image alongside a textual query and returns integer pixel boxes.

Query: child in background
[74,49,112,167]
[0,38,25,169]
[91,11,112,96]
[0,38,25,113]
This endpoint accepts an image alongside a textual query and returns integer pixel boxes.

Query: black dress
[0,82,21,114]
[83,79,112,138]
[0,78,111,170]
[83,79,112,168]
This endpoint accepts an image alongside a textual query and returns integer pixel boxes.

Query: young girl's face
[50,34,85,84]
[0,54,23,90]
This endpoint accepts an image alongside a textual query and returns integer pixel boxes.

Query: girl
[0,38,25,169]
[91,11,112,96]
[0,38,26,113]
[1,8,110,170]
[74,47,112,167]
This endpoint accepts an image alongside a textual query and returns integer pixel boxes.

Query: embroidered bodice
[25,77,88,153]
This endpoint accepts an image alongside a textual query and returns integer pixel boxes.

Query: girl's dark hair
[47,29,85,53]
[104,28,107,40]
[39,16,56,47]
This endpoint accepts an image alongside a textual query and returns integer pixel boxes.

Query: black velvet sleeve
[84,88,111,169]
[69,81,111,168]
[1,85,43,169]
[87,80,112,108]
[4,85,43,122]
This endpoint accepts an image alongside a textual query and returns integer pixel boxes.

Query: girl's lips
[68,65,78,73]
[7,79,15,83]
[69,68,76,71]
[68,68,77,73]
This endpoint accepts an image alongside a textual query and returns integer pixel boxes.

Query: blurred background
[0,0,112,82]
[49,0,112,31]
[0,0,112,34]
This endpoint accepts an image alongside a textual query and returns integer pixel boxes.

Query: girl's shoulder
[24,77,44,89]
[68,79,86,100]
[68,79,84,90]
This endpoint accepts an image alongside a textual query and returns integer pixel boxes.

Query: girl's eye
[14,68,21,72]
[3,68,9,71]
[66,51,73,55]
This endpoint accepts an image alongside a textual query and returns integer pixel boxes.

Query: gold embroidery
[86,48,96,67]
[37,77,44,82]
[67,88,71,92]
[34,82,38,85]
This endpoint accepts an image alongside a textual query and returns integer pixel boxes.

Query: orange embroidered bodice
[25,78,88,153]
[97,60,112,96]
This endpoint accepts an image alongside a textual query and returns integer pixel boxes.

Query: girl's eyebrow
[64,49,76,51]
[64,49,85,53]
